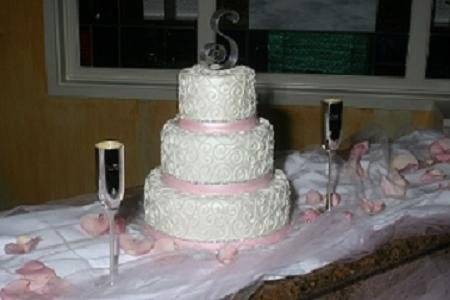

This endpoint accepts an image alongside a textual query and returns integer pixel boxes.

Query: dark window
[426,0,450,79]
[78,0,197,69]
[217,0,412,76]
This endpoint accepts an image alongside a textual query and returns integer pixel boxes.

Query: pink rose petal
[153,238,177,253]
[360,199,385,215]
[421,168,446,184]
[430,140,444,157]
[4,236,41,255]
[381,174,407,198]
[349,141,369,159]
[391,153,418,173]
[16,261,49,275]
[80,213,126,237]
[345,158,366,179]
[15,261,69,298]
[390,170,408,187]
[301,209,321,223]
[3,261,68,299]
[345,141,369,179]
[16,261,57,294]
[0,279,49,300]
[438,137,450,149]
[216,244,238,265]
[343,211,353,221]
[331,193,341,207]
[430,138,450,162]
[305,189,323,205]
[119,233,154,256]
[36,276,70,297]
[0,279,30,295]
[80,213,109,237]
[435,153,450,163]
[114,215,127,234]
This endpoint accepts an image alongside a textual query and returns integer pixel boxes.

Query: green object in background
[268,31,371,75]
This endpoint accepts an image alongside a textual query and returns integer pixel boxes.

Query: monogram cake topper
[200,9,240,69]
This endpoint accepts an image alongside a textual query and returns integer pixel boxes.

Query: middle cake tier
[161,117,274,184]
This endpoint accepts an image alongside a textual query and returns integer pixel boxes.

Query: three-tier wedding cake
[144,64,291,248]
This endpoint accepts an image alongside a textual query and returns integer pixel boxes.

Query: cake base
[144,168,291,243]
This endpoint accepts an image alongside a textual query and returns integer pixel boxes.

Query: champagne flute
[95,140,125,286]
[322,98,343,211]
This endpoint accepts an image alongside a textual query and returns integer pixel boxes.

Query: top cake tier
[178,65,256,122]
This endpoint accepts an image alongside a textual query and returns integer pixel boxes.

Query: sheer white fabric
[0,131,449,299]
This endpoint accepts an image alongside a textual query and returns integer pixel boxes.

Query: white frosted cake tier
[178,65,256,122]
[161,118,274,184]
[144,168,291,242]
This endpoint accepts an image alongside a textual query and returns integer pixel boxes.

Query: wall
[0,0,441,210]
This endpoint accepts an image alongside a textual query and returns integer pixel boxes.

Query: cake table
[1,130,450,299]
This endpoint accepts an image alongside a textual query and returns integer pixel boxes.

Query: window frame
[44,0,450,108]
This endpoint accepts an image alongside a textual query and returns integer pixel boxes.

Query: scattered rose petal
[301,209,321,223]
[381,176,405,197]
[344,158,366,179]
[216,244,238,265]
[80,213,109,237]
[13,260,69,298]
[390,170,409,187]
[1,261,68,299]
[349,141,369,159]
[0,279,48,300]
[305,190,323,205]
[16,261,57,293]
[0,279,30,296]
[421,168,446,184]
[343,211,353,221]
[16,261,49,275]
[439,137,450,149]
[113,215,127,234]
[360,199,385,215]
[119,233,154,256]
[430,138,450,154]
[345,141,369,179]
[36,275,70,297]
[153,238,177,253]
[435,153,450,163]
[355,163,366,178]
[381,173,407,198]
[4,236,41,255]
[331,193,341,207]
[80,213,126,237]
[430,140,444,157]
[391,153,418,173]
[430,138,450,162]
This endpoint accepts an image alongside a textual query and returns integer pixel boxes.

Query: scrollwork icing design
[178,65,256,121]
[199,9,240,69]
[144,169,291,241]
[161,118,274,184]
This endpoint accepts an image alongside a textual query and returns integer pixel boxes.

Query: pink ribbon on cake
[145,224,292,252]
[178,117,258,134]
[162,173,272,195]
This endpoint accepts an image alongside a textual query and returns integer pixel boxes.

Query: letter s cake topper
[200,9,240,69]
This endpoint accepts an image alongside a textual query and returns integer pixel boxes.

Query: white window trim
[44,0,450,110]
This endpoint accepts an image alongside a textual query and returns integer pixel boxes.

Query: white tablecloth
[1,130,450,299]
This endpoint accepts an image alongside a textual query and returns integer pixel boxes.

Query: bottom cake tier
[144,168,291,243]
